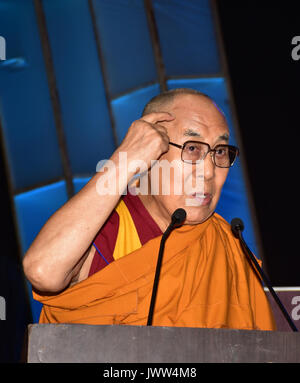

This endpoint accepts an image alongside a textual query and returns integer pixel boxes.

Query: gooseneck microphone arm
[231,218,298,332]
[147,208,186,326]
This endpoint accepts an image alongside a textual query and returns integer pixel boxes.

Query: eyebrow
[183,129,201,137]
[183,129,229,142]
[216,133,229,143]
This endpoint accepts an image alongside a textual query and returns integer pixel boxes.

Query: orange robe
[33,211,276,331]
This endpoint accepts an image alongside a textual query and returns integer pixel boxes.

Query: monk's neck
[137,194,171,232]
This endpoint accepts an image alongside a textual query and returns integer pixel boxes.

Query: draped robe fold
[33,196,275,330]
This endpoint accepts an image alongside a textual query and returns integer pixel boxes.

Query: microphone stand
[234,222,298,332]
[147,209,186,326]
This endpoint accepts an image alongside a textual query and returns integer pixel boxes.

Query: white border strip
[264,287,300,292]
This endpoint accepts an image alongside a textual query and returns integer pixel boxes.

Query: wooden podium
[27,324,300,363]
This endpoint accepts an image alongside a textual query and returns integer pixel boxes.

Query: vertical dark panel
[144,0,167,92]
[0,117,31,362]
[88,0,119,148]
[34,0,74,197]
[210,0,266,265]
[216,1,300,285]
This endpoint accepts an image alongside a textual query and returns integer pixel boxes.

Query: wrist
[94,150,137,196]
[111,149,143,180]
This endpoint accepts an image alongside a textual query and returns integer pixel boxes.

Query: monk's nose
[203,152,215,181]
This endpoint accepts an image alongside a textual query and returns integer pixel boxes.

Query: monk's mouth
[189,192,212,206]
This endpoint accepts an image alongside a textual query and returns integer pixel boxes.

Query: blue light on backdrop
[14,180,69,322]
[0,0,258,323]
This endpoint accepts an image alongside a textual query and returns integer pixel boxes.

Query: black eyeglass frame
[169,140,239,168]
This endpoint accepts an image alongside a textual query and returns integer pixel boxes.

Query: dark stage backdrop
[0,0,260,326]
[217,0,300,286]
[0,133,32,362]
[0,0,299,363]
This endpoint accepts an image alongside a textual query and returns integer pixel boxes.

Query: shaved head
[138,87,230,228]
[142,88,221,117]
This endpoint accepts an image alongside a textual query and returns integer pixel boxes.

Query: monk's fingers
[140,112,175,124]
[152,123,169,139]
[152,124,170,152]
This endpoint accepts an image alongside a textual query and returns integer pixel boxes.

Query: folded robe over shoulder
[33,211,276,331]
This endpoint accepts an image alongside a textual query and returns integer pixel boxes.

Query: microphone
[231,217,244,237]
[171,208,187,227]
[231,218,298,332]
[147,208,186,326]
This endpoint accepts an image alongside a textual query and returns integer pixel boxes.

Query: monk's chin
[183,210,214,226]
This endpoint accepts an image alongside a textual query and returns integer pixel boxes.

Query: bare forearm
[23,152,130,291]
[23,112,174,292]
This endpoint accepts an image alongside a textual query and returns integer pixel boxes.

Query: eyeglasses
[169,140,239,168]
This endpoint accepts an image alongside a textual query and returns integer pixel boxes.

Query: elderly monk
[23,88,276,330]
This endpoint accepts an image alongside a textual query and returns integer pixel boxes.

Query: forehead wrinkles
[171,110,229,138]
[171,96,227,124]
[160,96,228,137]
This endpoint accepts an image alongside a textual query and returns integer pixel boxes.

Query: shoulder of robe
[211,212,241,243]
[212,212,261,264]
[211,212,231,232]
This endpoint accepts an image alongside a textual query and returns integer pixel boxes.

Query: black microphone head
[171,208,186,227]
[231,218,244,238]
